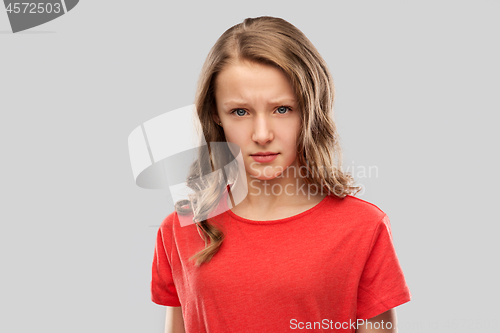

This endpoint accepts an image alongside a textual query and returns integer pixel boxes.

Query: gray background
[1,1,498,332]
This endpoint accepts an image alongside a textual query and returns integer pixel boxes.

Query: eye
[230,106,292,116]
[275,106,292,114]
[230,108,248,117]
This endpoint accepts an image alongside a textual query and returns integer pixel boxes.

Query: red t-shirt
[151,188,411,332]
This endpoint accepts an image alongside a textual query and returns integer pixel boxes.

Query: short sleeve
[151,217,182,306]
[356,214,411,319]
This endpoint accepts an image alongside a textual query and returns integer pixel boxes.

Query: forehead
[214,60,297,104]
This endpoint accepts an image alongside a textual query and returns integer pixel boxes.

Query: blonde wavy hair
[175,16,361,267]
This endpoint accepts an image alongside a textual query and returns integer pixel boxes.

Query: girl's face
[214,60,302,180]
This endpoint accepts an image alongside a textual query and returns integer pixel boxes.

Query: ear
[212,112,220,125]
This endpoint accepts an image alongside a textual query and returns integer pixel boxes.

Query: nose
[251,115,274,145]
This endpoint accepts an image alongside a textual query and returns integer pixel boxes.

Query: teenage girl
[152,16,411,333]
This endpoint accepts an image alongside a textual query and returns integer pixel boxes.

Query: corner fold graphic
[4,0,80,33]
[63,0,78,12]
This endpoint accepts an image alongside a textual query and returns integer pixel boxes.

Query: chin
[252,174,278,181]
[248,167,284,181]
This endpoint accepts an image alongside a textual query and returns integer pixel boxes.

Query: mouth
[250,152,279,163]
[250,152,279,156]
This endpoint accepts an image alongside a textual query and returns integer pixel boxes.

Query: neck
[232,159,313,210]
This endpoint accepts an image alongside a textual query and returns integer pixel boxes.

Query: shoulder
[156,210,188,249]
[340,195,386,217]
[323,194,388,228]
[158,210,181,234]
[326,194,386,216]
[158,209,198,238]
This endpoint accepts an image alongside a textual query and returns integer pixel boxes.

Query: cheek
[283,124,301,163]
[282,122,301,149]
[222,128,247,156]
[222,128,242,144]
[283,146,298,165]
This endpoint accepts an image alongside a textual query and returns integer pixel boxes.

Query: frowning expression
[214,60,302,180]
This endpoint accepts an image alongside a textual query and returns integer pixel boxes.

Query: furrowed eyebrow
[222,98,297,107]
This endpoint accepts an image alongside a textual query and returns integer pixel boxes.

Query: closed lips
[251,152,278,156]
